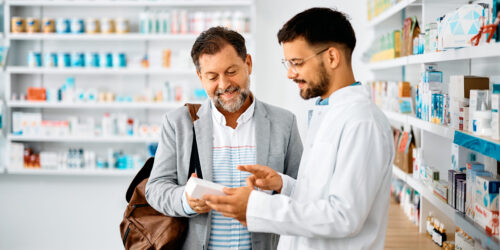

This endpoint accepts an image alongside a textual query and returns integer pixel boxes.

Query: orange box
[398,81,411,97]
[27,87,46,101]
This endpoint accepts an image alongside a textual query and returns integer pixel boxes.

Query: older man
[145,27,303,250]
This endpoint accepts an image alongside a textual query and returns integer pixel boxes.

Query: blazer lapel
[194,100,213,181]
[254,99,270,166]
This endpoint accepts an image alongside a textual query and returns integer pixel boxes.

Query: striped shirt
[208,100,255,250]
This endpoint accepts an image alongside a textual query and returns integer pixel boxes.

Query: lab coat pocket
[306,142,336,195]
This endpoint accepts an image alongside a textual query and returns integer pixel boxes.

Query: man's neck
[320,68,356,100]
[217,93,253,129]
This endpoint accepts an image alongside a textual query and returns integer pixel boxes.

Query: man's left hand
[203,179,254,226]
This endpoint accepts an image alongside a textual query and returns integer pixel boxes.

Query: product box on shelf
[492,83,500,140]
[474,203,499,237]
[398,81,411,98]
[457,179,466,213]
[451,143,470,171]
[475,176,500,211]
[449,76,489,100]
[438,4,485,49]
[466,168,491,220]
[394,130,414,174]
[448,170,466,209]
[9,143,24,169]
[402,16,420,57]
[433,180,448,203]
[469,89,491,134]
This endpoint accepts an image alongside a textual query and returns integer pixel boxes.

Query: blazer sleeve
[283,114,303,180]
[145,112,197,218]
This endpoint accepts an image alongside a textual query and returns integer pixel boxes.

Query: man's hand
[203,178,255,226]
[185,173,211,214]
[238,164,283,193]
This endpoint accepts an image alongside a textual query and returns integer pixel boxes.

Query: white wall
[0,1,372,249]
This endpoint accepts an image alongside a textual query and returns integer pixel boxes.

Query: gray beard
[212,86,250,113]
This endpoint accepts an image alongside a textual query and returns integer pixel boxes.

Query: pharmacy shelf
[369,43,500,70]
[383,110,454,139]
[7,66,194,75]
[4,167,137,176]
[8,135,158,143]
[367,0,418,27]
[453,131,500,162]
[7,0,253,7]
[392,165,455,220]
[7,101,185,110]
[7,33,252,41]
[454,212,500,249]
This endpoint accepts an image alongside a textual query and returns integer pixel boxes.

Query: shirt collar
[315,81,361,106]
[211,95,255,126]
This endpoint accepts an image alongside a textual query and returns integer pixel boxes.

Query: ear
[245,54,252,75]
[326,47,341,70]
[196,70,202,81]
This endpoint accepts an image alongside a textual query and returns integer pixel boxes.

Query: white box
[9,142,24,169]
[185,177,226,199]
[492,93,500,140]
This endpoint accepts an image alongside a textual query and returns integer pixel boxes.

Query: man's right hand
[186,173,211,214]
[238,165,283,193]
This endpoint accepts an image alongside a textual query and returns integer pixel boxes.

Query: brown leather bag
[120,104,202,250]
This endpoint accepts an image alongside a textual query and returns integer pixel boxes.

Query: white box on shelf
[185,177,226,199]
[492,91,500,140]
[40,152,58,170]
[9,143,24,169]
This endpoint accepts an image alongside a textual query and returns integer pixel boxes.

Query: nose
[217,75,231,90]
[287,67,298,79]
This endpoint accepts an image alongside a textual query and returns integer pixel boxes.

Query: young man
[145,27,303,250]
[204,8,395,250]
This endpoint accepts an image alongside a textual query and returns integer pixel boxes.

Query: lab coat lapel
[193,100,213,181]
[254,99,270,166]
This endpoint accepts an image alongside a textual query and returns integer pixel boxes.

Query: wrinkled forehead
[199,45,245,73]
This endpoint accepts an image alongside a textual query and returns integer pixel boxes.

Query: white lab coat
[246,85,395,250]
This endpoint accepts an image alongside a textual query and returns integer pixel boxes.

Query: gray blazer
[145,98,303,250]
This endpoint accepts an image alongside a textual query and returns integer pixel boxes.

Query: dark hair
[191,26,247,72]
[277,8,356,60]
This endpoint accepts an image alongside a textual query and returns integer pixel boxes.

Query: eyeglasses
[281,47,329,74]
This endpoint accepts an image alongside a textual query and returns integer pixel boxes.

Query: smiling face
[282,37,332,100]
[197,44,252,113]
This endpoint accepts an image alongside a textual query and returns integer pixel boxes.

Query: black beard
[299,64,330,100]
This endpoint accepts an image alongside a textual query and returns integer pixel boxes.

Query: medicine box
[433,180,448,203]
[466,169,491,219]
[185,177,226,200]
[492,89,500,140]
[475,176,500,211]
[449,76,489,99]
[474,204,499,237]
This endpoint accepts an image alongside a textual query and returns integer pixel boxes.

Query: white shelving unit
[7,0,253,7]
[7,100,184,109]
[369,43,500,70]
[7,66,194,75]
[7,33,252,41]
[383,110,455,139]
[392,165,455,220]
[2,0,257,174]
[7,134,158,143]
[5,167,137,176]
[367,0,418,27]
[370,1,500,248]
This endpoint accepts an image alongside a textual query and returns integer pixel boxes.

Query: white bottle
[102,113,112,137]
